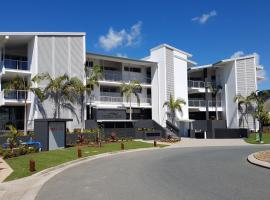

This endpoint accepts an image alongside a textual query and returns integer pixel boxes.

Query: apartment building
[0,32,85,130]
[0,32,264,133]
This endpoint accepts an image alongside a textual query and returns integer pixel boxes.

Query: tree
[209,84,222,120]
[248,90,270,142]
[41,73,76,118]
[120,80,142,120]
[163,94,186,125]
[4,75,45,134]
[234,94,252,128]
[69,65,102,130]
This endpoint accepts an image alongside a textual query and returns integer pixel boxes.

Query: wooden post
[154,140,157,147]
[29,159,36,172]
[121,142,124,150]
[77,147,82,158]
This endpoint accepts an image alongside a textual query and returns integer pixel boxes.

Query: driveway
[36,146,270,200]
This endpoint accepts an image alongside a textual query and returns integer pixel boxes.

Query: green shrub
[2,146,39,159]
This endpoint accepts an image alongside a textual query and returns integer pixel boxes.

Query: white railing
[90,95,151,105]
[1,59,28,71]
[189,99,222,107]
[87,69,151,84]
[2,90,28,100]
[188,80,215,88]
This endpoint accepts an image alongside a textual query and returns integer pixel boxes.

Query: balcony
[90,95,151,106]
[1,59,28,71]
[188,99,222,112]
[88,69,151,85]
[188,80,216,93]
[0,90,31,106]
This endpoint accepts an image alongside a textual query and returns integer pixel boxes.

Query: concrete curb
[247,152,270,169]
[0,147,161,200]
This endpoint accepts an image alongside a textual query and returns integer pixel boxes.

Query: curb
[247,152,270,169]
[0,146,162,200]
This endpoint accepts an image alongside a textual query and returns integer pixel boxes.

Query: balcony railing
[91,95,151,104]
[2,90,28,100]
[87,69,151,84]
[189,99,222,107]
[188,80,215,88]
[1,59,28,71]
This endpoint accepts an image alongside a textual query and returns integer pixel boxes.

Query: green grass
[5,141,166,181]
[244,133,270,144]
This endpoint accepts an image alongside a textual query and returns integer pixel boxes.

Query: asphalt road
[36,146,270,200]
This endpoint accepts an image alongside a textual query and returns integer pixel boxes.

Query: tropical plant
[163,94,186,125]
[234,94,252,128]
[209,84,222,120]
[40,73,77,118]
[120,80,142,120]
[248,90,270,142]
[4,75,45,134]
[6,125,22,149]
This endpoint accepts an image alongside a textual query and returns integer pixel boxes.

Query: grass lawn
[5,141,166,181]
[244,133,270,144]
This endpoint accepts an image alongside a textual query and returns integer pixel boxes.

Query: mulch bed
[254,151,270,163]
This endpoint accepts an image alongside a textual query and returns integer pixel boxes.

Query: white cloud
[99,21,142,51]
[231,51,245,58]
[116,53,128,58]
[192,10,217,24]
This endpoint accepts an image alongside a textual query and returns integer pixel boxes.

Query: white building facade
[0,33,264,132]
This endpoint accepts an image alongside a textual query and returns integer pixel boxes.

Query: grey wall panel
[166,48,174,99]
[236,57,256,129]
[37,37,53,76]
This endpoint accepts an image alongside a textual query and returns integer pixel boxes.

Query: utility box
[34,119,72,151]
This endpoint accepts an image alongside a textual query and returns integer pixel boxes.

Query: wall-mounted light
[4,35,9,40]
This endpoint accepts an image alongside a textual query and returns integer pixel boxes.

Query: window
[85,60,93,68]
[124,67,141,73]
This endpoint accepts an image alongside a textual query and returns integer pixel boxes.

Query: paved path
[142,138,254,147]
[36,146,270,200]
[0,157,13,182]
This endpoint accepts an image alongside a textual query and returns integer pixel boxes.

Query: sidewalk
[0,157,13,183]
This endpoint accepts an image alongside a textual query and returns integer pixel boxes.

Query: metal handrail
[188,80,216,88]
[189,99,222,107]
[87,68,151,84]
[1,90,28,100]
[1,59,28,70]
[91,95,151,104]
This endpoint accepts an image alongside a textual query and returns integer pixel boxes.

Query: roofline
[213,54,258,65]
[188,54,259,71]
[150,43,192,57]
[0,32,86,36]
[86,52,157,65]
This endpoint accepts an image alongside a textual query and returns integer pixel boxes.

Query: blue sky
[1,0,269,89]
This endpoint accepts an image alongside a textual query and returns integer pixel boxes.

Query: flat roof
[87,52,157,65]
[188,54,258,71]
[150,43,192,57]
[0,32,86,36]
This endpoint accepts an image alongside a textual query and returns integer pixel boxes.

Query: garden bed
[254,151,270,163]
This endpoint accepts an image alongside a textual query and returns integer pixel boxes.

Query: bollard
[121,142,124,150]
[77,147,82,158]
[29,159,36,172]
[154,140,157,147]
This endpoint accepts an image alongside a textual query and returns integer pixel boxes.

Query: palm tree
[163,94,186,125]
[248,90,270,142]
[120,80,142,120]
[4,75,45,134]
[69,65,102,130]
[234,94,252,128]
[85,64,103,114]
[41,73,76,118]
[209,84,222,120]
